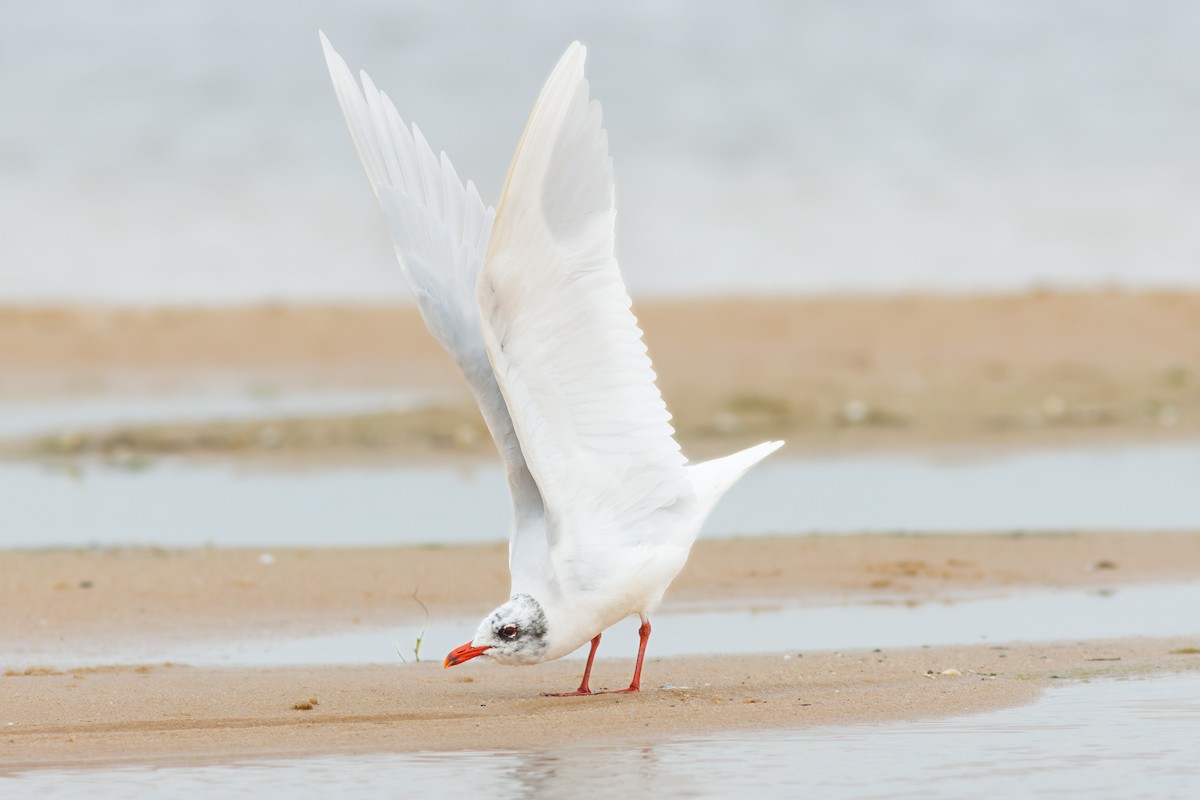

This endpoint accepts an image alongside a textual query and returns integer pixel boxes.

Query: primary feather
[320,33,547,587]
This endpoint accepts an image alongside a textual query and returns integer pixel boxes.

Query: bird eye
[500,625,518,639]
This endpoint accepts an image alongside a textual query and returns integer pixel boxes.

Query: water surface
[5,674,1199,798]
[0,388,433,439]
[3,1,1199,303]
[1,442,1196,548]
[7,583,1197,671]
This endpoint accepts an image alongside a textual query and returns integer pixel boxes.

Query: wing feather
[477,44,692,565]
[320,34,547,579]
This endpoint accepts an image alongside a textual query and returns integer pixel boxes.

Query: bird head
[444,593,549,668]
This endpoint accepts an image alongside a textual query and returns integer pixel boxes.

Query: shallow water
[0,388,433,439]
[7,583,1198,671]
[1,442,1197,548]
[5,673,1199,798]
[4,2,1200,303]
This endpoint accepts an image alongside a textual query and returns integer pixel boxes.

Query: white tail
[687,440,784,518]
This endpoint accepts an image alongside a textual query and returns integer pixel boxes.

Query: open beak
[443,642,491,669]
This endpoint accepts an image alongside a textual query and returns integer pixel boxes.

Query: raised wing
[320,34,547,568]
[477,43,693,573]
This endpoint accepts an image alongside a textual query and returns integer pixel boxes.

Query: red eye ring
[500,625,518,639]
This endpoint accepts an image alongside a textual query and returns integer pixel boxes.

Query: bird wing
[320,34,547,563]
[477,43,692,584]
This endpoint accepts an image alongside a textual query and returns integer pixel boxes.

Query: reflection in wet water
[7,583,1198,671]
[6,674,1200,798]
[2,443,1198,548]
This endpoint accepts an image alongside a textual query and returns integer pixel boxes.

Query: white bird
[320,34,783,695]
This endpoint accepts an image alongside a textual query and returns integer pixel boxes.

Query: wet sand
[4,639,1198,771]
[1,291,1198,460]
[3,533,1199,769]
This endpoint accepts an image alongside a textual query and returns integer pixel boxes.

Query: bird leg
[543,633,602,697]
[596,618,651,695]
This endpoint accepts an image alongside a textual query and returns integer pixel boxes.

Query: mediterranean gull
[320,34,783,695]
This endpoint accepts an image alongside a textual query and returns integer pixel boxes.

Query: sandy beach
[1,291,1198,461]
[3,533,1199,769]
[6,639,1198,772]
[2,292,1198,771]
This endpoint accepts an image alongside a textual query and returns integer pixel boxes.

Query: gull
[320,34,783,695]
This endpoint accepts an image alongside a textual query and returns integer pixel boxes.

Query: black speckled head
[470,593,549,665]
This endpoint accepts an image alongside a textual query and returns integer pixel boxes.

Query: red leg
[543,633,601,697]
[597,618,651,694]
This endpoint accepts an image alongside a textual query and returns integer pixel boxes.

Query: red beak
[443,642,491,669]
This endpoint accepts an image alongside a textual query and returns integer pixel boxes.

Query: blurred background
[4,7,1199,787]
[0,0,1198,547]
[3,0,1199,302]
